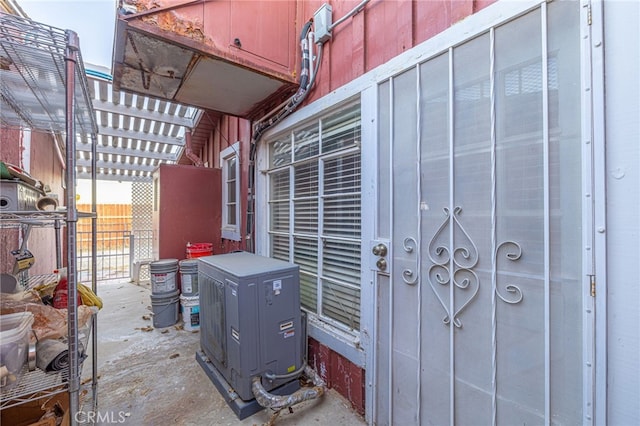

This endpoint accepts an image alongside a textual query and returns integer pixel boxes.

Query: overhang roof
[112,1,298,119]
[1,12,208,183]
[79,67,204,182]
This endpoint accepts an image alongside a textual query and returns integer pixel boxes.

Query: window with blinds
[267,102,362,331]
[221,142,241,241]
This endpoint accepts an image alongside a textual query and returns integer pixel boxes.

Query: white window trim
[220,142,241,241]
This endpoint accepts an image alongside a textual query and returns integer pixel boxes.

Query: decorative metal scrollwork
[427,207,479,328]
[402,237,419,285]
[425,207,525,327]
[495,241,524,304]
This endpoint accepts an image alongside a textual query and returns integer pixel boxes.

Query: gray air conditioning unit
[197,252,302,408]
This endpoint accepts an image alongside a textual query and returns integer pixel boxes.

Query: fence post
[129,233,135,281]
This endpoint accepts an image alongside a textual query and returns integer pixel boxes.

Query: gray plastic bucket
[149,259,178,294]
[178,259,199,296]
[150,289,180,328]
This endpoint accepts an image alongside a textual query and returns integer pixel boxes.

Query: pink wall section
[187,0,500,414]
[204,115,253,254]
[0,127,22,275]
[0,130,63,276]
[298,0,496,104]
[152,164,221,263]
[28,132,65,275]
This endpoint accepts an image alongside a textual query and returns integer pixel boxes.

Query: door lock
[376,258,387,271]
[372,243,388,257]
[370,240,390,273]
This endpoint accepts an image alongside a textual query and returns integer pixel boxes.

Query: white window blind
[267,102,362,331]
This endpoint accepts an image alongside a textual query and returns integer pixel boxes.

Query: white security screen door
[374,2,589,425]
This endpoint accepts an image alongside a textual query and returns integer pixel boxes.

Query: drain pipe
[184,130,203,167]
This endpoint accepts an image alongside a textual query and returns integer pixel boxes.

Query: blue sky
[19,0,117,70]
[19,1,130,203]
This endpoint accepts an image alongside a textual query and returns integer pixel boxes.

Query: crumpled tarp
[1,292,93,341]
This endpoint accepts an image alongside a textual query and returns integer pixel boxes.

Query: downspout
[184,130,203,167]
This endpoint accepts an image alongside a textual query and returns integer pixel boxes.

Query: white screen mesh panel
[379,2,583,424]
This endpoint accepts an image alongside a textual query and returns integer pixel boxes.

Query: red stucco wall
[152,164,221,264]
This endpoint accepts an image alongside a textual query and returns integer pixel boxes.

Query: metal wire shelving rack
[0,12,99,423]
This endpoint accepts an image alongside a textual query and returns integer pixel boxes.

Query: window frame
[220,142,241,241]
[264,101,363,335]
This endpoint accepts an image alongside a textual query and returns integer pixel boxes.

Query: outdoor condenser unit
[197,252,303,404]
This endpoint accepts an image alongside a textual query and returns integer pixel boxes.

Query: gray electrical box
[314,3,333,43]
[198,252,302,401]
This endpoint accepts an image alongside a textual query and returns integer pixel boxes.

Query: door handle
[371,241,389,273]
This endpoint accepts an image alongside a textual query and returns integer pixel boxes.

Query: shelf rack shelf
[0,211,96,224]
[0,319,93,410]
[1,12,99,424]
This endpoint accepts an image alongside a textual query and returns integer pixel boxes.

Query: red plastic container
[186,242,213,259]
[52,268,82,309]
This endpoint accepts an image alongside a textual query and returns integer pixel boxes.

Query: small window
[220,142,241,241]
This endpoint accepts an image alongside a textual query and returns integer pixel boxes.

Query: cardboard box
[1,391,69,426]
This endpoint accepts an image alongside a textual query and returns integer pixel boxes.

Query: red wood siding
[308,338,365,416]
[27,132,64,275]
[189,0,499,413]
[184,114,253,254]
[300,0,496,104]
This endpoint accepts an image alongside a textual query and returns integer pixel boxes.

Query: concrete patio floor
[82,279,366,426]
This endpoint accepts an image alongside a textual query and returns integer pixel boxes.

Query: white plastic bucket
[150,259,178,294]
[180,294,200,331]
[0,312,34,389]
